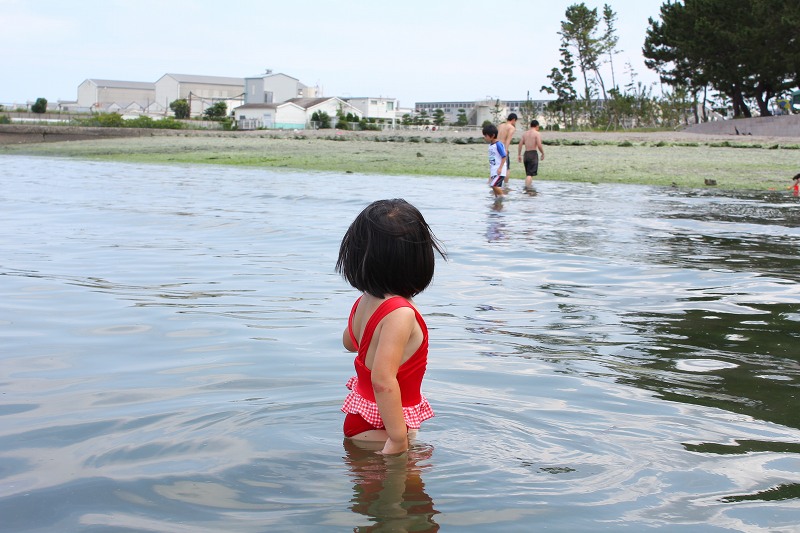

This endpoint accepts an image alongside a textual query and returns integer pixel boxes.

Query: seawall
[684,114,800,137]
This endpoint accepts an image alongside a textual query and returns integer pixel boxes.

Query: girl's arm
[343,327,356,352]
[371,307,416,454]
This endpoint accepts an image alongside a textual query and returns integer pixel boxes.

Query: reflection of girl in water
[337,199,446,455]
[344,439,440,532]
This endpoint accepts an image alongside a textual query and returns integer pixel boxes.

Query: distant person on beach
[337,199,446,455]
[518,120,545,190]
[790,173,800,196]
[483,124,507,197]
[497,113,517,188]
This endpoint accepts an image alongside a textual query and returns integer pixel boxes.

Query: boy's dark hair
[507,113,517,121]
[531,119,539,128]
[337,199,446,299]
[482,124,498,138]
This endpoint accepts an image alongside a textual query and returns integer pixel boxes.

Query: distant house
[77,79,156,112]
[344,97,398,125]
[155,73,245,117]
[289,97,362,125]
[233,96,362,130]
[233,101,307,130]
[244,72,319,105]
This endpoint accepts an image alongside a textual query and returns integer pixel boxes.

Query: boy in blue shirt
[482,124,507,197]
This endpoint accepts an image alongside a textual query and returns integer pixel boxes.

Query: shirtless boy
[497,113,517,188]
[517,120,545,190]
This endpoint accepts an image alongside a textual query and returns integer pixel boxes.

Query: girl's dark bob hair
[336,199,446,299]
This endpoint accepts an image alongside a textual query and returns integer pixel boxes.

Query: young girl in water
[336,199,446,454]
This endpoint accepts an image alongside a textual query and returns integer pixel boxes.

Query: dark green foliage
[541,43,578,128]
[560,3,604,108]
[73,113,184,129]
[203,101,227,120]
[644,0,800,117]
[124,116,155,128]
[170,99,190,119]
[311,111,331,129]
[92,113,125,127]
[151,117,184,130]
[31,98,48,113]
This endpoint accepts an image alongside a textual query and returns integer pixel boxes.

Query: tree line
[539,1,800,130]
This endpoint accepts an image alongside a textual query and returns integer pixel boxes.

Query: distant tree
[203,101,227,120]
[519,91,540,127]
[643,0,800,117]
[433,108,445,126]
[559,3,605,118]
[170,99,190,119]
[401,113,413,126]
[455,108,468,126]
[601,4,621,90]
[542,44,578,127]
[490,99,503,124]
[31,97,48,114]
[334,106,351,129]
[311,111,331,129]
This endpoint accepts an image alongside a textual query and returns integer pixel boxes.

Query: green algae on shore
[2,132,798,191]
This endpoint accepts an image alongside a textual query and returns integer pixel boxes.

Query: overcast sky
[1,0,668,108]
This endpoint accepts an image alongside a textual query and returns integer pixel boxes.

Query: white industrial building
[70,71,413,127]
[154,73,245,117]
[77,79,156,112]
[415,99,548,126]
[244,72,319,105]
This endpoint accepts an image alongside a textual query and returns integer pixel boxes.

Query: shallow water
[1,155,799,532]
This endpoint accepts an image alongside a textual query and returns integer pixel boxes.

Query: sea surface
[1,155,799,532]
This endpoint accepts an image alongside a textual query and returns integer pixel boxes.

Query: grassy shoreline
[2,128,798,190]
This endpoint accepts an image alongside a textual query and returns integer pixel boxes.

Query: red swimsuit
[341,296,434,437]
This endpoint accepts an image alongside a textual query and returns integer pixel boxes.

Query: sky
[1,0,669,108]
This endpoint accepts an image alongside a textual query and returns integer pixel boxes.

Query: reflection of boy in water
[483,124,507,198]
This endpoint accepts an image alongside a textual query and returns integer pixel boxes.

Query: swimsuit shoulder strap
[358,297,416,352]
[347,296,362,349]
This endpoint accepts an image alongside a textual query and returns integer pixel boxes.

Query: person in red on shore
[336,199,446,455]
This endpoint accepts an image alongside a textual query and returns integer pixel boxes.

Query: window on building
[386,101,394,111]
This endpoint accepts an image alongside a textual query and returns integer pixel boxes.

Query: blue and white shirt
[488,141,507,178]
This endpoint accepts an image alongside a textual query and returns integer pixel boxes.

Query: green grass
[2,133,798,191]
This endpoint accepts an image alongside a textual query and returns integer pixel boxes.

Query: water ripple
[1,156,799,531]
